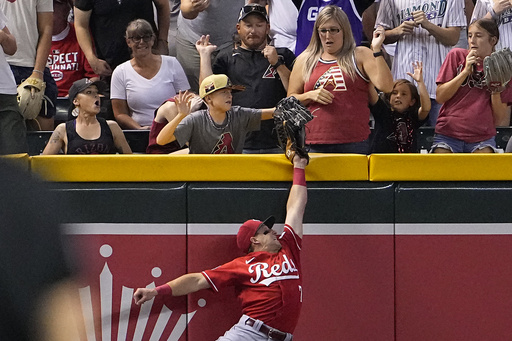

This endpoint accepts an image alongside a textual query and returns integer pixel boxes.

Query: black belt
[245,317,291,341]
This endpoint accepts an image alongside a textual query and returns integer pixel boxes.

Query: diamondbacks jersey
[173,106,262,154]
[471,0,512,50]
[304,57,371,144]
[296,0,363,55]
[202,224,302,334]
[376,0,466,99]
[212,46,296,149]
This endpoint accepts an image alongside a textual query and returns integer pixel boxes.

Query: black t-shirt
[74,0,157,70]
[370,96,423,153]
[0,160,70,341]
[66,117,117,154]
[212,46,296,149]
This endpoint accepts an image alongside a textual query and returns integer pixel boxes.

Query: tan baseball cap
[199,74,245,98]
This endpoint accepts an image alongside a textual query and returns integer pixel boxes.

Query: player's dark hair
[470,19,499,43]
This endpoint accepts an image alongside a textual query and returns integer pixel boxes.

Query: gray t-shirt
[174,106,262,154]
[177,0,244,47]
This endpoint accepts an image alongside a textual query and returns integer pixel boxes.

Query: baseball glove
[17,77,46,120]
[483,47,512,93]
[274,96,314,163]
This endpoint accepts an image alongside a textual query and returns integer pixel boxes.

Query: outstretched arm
[284,155,308,238]
[134,273,210,305]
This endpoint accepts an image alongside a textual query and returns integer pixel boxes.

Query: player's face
[318,19,343,56]
[390,83,415,114]
[254,225,282,252]
[237,15,270,50]
[468,24,496,59]
[74,85,102,115]
[206,88,232,112]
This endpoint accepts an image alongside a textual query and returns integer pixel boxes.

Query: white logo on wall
[78,244,205,341]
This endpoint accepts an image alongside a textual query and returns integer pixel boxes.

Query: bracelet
[33,69,44,75]
[271,59,284,69]
[373,50,383,58]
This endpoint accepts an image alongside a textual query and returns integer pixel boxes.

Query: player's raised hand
[262,45,279,65]
[293,154,308,169]
[133,287,157,305]
[195,35,217,55]
[406,61,424,84]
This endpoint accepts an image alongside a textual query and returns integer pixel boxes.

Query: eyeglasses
[318,28,341,36]
[127,35,153,43]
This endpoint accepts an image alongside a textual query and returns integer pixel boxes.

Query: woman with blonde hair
[288,5,393,154]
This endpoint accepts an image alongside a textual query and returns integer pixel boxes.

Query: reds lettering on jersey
[202,225,303,334]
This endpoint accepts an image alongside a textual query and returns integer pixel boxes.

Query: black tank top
[66,117,116,154]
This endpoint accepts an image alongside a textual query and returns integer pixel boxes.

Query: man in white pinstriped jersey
[376,0,466,126]
[471,0,512,51]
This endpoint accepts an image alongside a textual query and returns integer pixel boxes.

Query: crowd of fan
[0,0,511,155]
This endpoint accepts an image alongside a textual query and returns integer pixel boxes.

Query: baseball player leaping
[134,155,308,341]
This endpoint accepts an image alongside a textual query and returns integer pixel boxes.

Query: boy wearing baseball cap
[156,74,275,154]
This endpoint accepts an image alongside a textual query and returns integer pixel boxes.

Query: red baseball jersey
[202,225,303,334]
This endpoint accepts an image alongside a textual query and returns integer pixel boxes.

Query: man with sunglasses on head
[134,154,308,341]
[196,4,296,154]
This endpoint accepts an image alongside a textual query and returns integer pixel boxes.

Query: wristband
[293,168,306,187]
[373,50,383,58]
[155,284,173,296]
[271,59,284,69]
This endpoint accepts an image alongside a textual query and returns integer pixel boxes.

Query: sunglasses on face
[318,28,341,36]
[128,35,153,43]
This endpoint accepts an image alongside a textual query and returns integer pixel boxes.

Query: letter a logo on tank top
[213,133,235,154]
[314,66,347,92]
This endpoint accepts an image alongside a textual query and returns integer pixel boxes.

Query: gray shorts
[217,315,293,341]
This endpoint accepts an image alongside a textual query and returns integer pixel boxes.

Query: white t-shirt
[0,9,16,94]
[268,0,299,53]
[0,0,53,67]
[110,55,190,127]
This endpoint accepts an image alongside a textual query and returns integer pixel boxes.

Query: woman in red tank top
[288,5,393,154]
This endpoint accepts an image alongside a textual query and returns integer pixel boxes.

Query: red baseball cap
[237,216,275,253]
